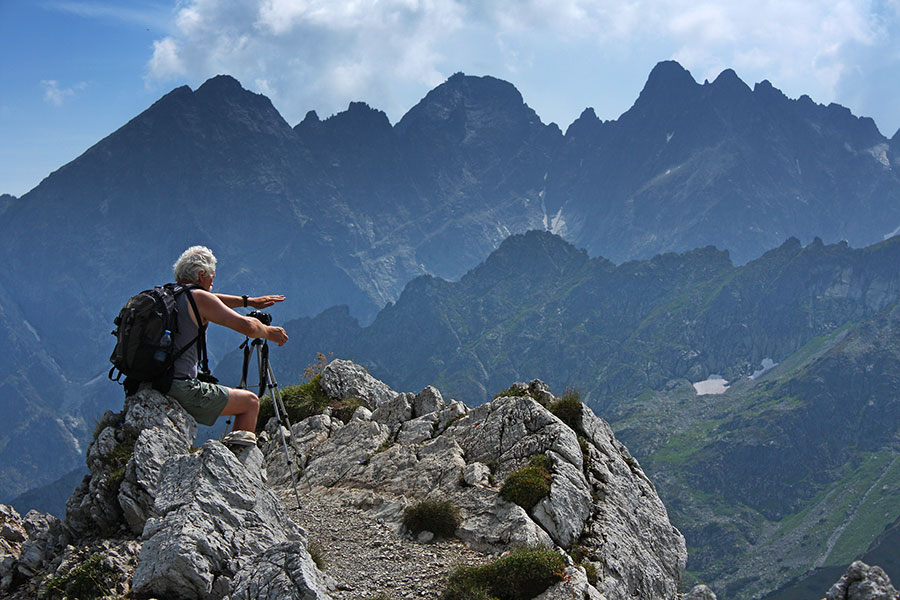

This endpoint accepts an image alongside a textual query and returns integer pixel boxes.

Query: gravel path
[279,487,492,600]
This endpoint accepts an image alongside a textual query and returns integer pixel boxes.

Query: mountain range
[2,60,900,598]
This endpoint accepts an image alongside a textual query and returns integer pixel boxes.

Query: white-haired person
[168,245,288,446]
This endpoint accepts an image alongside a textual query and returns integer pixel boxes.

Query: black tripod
[237,331,302,510]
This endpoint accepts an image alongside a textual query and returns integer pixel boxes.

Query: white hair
[173,246,217,284]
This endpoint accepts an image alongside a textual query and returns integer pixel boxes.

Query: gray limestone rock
[413,385,444,417]
[132,440,310,600]
[0,505,26,593]
[371,392,414,434]
[532,452,593,548]
[825,561,898,600]
[462,462,492,487]
[16,510,68,578]
[578,405,687,600]
[685,584,717,600]
[436,400,468,433]
[67,388,198,539]
[536,565,606,600]
[302,418,391,488]
[320,359,396,408]
[226,541,332,600]
[118,422,192,534]
[397,414,437,444]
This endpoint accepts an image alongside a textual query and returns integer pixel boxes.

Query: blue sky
[2,0,900,198]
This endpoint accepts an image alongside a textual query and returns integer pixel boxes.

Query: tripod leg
[262,349,303,510]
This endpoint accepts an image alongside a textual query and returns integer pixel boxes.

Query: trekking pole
[256,339,303,510]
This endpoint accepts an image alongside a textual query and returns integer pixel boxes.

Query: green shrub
[547,389,582,431]
[442,546,567,600]
[45,553,117,600]
[403,499,460,538]
[330,396,363,423]
[258,373,331,430]
[493,384,529,399]
[500,455,553,510]
[259,374,368,431]
[582,562,598,585]
[105,438,135,487]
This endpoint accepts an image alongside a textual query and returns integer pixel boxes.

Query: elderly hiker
[167,245,288,446]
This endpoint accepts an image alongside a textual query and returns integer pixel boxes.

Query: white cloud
[44,0,172,29]
[41,80,88,106]
[143,0,900,131]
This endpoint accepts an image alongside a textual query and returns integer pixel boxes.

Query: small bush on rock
[259,373,330,428]
[493,384,529,399]
[403,499,460,538]
[259,374,367,430]
[45,552,117,600]
[442,546,567,600]
[547,388,583,430]
[500,455,552,510]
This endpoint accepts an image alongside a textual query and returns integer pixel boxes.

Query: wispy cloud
[143,0,900,130]
[41,80,88,106]
[43,1,172,29]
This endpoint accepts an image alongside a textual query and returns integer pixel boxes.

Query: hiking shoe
[222,430,258,446]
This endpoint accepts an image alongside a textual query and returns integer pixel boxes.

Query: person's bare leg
[220,388,260,432]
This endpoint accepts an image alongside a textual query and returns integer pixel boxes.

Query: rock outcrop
[7,358,898,600]
[263,360,688,600]
[824,561,899,600]
[3,386,331,600]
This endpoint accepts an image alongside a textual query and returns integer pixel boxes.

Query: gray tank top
[173,289,202,379]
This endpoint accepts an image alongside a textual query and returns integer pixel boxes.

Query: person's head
[174,246,217,289]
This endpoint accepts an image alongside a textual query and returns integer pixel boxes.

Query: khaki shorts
[168,378,231,426]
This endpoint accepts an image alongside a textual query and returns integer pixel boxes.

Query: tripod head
[247,310,272,325]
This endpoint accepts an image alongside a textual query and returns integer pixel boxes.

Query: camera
[247,310,272,325]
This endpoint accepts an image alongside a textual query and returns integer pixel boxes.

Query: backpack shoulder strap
[180,284,212,376]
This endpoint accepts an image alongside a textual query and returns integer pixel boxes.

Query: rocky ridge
[0,359,895,599]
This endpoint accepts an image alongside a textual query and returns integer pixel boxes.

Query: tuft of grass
[259,374,368,431]
[44,553,117,600]
[308,542,326,571]
[330,396,364,423]
[500,455,553,510]
[403,499,461,538]
[105,438,135,487]
[493,384,529,400]
[547,388,583,431]
[258,373,331,430]
[442,546,567,600]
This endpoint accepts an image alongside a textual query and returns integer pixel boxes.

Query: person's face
[199,269,215,291]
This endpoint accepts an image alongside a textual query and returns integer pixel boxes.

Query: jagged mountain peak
[195,73,246,96]
[710,67,752,96]
[636,60,699,102]
[396,71,544,134]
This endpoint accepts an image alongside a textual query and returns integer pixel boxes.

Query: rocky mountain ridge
[1,359,689,600]
[2,359,897,600]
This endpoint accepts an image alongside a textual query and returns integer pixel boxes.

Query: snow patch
[750,358,777,379]
[868,144,891,168]
[693,376,729,395]
[884,223,900,240]
[550,208,567,235]
[24,319,40,342]
[666,132,674,143]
